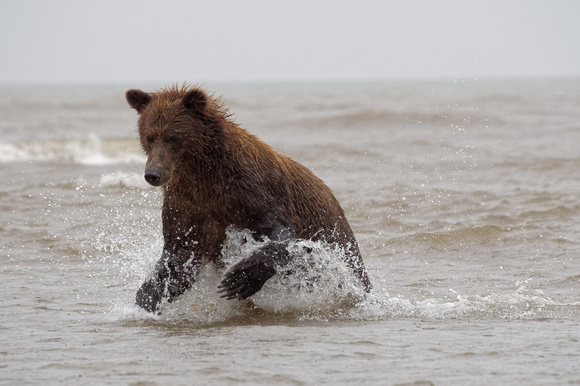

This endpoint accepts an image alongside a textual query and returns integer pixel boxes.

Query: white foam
[347,285,563,321]
[0,143,29,162]
[0,135,144,165]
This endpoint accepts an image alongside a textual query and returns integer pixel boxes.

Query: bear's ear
[183,89,207,113]
[126,89,151,113]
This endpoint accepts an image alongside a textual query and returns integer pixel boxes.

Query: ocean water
[1,79,579,385]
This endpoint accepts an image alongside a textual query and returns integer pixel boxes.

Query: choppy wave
[0,135,143,164]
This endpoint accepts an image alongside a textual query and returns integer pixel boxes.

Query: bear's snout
[144,150,171,187]
[144,167,163,186]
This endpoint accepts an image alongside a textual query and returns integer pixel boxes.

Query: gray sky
[1,0,579,84]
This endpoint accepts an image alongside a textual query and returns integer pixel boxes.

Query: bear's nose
[144,169,162,186]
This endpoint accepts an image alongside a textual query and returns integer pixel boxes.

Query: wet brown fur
[126,84,371,312]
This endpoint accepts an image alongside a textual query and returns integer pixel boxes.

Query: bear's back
[225,125,355,245]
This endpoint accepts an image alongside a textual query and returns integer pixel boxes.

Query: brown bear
[125,84,371,313]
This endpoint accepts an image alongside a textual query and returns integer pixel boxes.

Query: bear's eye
[164,135,179,144]
[145,135,156,144]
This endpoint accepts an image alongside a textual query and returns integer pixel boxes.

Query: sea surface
[1,79,579,385]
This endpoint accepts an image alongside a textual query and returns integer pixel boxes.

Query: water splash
[105,227,574,326]
[221,229,368,316]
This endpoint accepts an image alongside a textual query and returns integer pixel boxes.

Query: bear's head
[126,85,223,187]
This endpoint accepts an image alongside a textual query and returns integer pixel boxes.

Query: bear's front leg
[136,250,199,313]
[217,241,290,300]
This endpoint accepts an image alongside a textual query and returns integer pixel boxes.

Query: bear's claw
[218,256,276,300]
[136,279,162,313]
